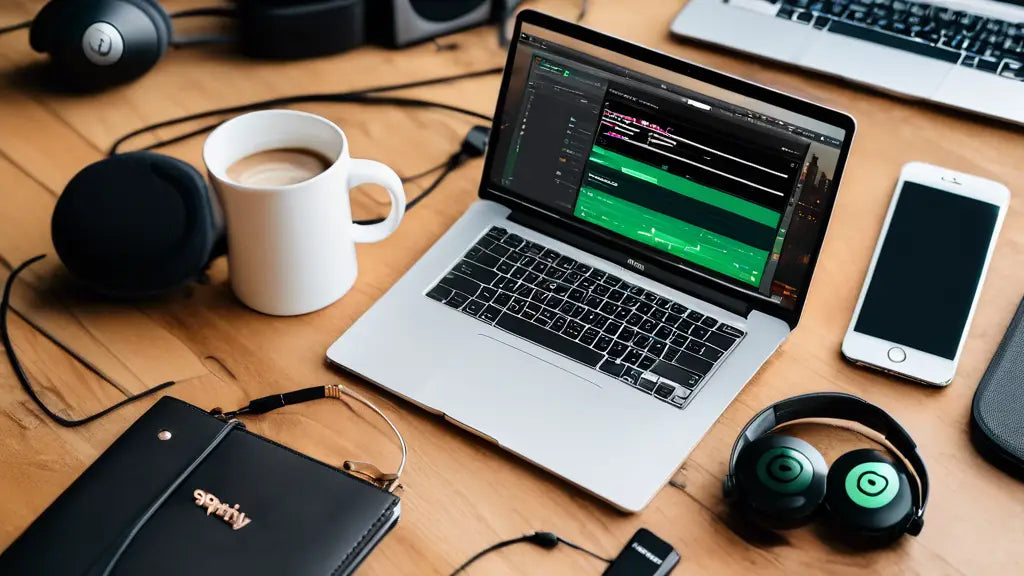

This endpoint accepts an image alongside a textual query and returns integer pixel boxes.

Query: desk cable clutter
[48,69,496,300]
[2,264,408,576]
[3,65,497,425]
[2,258,406,494]
[3,253,645,576]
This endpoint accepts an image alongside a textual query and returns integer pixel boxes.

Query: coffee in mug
[225,147,333,187]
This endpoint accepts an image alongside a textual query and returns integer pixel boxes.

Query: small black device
[27,0,367,91]
[971,296,1024,480]
[602,529,679,576]
[366,0,517,47]
[724,392,929,547]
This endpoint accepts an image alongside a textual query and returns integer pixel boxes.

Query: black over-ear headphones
[28,0,366,90]
[30,0,173,90]
[51,151,226,298]
[723,392,928,546]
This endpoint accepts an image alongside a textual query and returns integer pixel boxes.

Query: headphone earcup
[124,0,172,55]
[30,0,169,90]
[52,152,225,298]
[824,449,915,546]
[730,434,829,530]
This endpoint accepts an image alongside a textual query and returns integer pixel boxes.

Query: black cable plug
[461,126,490,158]
[527,531,560,549]
[216,386,328,420]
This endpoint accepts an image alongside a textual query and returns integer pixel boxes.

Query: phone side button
[887,347,907,363]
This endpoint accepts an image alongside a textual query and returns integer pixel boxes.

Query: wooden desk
[1,1,1021,573]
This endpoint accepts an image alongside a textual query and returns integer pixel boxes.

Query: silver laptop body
[671,0,1024,126]
[328,10,856,511]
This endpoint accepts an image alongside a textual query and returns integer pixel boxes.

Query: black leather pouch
[0,396,400,575]
[972,296,1024,480]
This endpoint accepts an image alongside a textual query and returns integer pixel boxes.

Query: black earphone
[723,392,928,546]
[27,0,366,91]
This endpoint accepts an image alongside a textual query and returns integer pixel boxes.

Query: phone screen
[854,182,1000,360]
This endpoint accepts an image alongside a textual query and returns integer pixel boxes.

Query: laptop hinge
[508,210,752,320]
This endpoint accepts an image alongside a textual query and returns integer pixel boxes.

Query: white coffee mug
[203,110,405,316]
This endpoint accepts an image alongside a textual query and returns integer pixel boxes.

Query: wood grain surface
[1,0,1022,574]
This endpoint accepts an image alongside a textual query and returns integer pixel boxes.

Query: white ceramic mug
[203,110,405,316]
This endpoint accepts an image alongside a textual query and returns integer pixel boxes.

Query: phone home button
[888,347,907,363]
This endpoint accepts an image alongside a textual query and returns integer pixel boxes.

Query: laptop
[328,9,855,512]
[671,0,1024,126]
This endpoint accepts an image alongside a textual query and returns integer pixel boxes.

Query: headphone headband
[727,392,928,527]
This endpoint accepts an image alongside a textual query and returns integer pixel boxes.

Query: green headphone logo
[845,462,900,508]
[756,447,813,494]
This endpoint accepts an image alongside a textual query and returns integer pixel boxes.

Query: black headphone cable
[108,67,501,155]
[0,5,238,38]
[0,20,30,36]
[400,157,449,184]
[167,5,239,48]
[1,255,178,427]
[355,130,483,226]
[170,35,235,48]
[168,6,237,20]
[449,531,611,575]
[116,93,492,155]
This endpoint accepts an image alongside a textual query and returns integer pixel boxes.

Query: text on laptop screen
[489,24,848,310]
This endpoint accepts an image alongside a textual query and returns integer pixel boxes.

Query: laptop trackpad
[432,333,603,444]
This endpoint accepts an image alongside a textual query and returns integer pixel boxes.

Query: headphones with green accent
[723,392,928,546]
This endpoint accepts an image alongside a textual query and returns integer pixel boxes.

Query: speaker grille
[972,297,1024,478]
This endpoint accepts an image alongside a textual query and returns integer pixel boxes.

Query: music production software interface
[490,28,846,309]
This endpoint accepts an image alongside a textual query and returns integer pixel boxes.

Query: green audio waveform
[575,187,769,286]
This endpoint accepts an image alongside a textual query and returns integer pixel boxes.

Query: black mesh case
[971,296,1024,480]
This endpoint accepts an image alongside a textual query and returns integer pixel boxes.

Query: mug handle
[349,159,407,243]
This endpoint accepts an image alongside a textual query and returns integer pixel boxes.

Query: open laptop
[328,10,855,512]
[671,0,1024,126]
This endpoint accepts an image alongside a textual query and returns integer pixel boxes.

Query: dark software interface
[855,183,999,360]
[490,26,847,309]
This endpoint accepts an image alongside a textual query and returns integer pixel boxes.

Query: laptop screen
[487,21,851,312]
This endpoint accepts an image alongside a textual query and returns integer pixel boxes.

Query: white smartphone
[842,162,1009,386]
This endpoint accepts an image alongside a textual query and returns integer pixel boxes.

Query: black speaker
[366,0,518,47]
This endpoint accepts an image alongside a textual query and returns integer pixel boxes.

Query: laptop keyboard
[425,226,745,409]
[748,0,1024,82]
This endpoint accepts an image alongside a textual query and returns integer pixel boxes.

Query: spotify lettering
[193,489,253,530]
